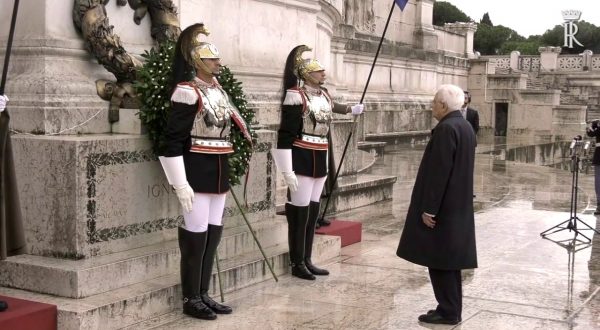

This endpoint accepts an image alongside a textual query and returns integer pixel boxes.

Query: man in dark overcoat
[461,91,479,135]
[396,84,477,325]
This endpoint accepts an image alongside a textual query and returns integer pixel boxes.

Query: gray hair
[436,84,464,111]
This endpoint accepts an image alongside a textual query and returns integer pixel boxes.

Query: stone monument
[0,1,475,328]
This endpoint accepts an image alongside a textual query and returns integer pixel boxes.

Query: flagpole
[319,0,399,222]
[1,0,20,95]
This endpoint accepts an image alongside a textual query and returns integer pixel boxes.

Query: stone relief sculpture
[73,0,180,122]
[344,0,375,33]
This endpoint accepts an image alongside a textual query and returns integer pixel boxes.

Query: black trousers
[428,268,462,320]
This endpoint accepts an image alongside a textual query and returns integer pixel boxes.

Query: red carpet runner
[0,295,57,330]
[315,219,362,247]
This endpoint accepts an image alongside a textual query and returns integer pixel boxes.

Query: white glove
[159,156,195,212]
[281,171,298,192]
[350,103,364,115]
[173,183,194,213]
[271,149,298,192]
[0,95,8,113]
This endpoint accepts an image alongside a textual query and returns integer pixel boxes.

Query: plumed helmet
[293,45,324,85]
[180,23,220,74]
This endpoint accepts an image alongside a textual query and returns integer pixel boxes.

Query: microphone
[570,135,582,148]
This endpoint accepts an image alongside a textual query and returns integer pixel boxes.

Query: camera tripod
[540,152,600,242]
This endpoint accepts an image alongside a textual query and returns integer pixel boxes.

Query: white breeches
[289,175,327,207]
[183,193,227,232]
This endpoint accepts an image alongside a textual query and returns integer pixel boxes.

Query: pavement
[130,136,600,329]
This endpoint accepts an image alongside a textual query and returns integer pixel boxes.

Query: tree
[474,24,524,55]
[432,1,471,26]
[541,21,600,54]
[481,13,493,26]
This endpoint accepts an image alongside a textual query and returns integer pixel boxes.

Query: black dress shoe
[0,300,7,312]
[183,296,217,320]
[201,293,233,314]
[418,311,460,325]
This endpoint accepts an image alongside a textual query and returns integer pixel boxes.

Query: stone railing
[558,55,583,71]
[482,48,600,73]
[519,56,541,72]
[592,55,600,70]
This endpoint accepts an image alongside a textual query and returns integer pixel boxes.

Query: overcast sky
[443,0,600,37]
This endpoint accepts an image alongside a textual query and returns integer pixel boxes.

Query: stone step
[0,218,288,298]
[0,234,341,330]
[357,140,386,158]
[323,174,397,215]
[275,173,397,215]
[365,130,430,146]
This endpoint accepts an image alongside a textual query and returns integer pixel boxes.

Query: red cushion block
[0,295,57,330]
[315,219,362,247]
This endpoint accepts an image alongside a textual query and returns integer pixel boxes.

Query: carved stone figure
[73,0,180,122]
[344,0,375,33]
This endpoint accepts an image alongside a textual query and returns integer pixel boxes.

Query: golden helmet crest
[293,45,325,82]
[181,23,220,74]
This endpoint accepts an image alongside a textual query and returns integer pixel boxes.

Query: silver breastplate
[303,92,332,137]
[191,83,233,139]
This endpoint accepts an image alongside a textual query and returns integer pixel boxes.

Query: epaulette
[171,83,199,105]
[283,88,304,106]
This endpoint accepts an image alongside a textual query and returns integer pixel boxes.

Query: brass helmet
[293,45,325,85]
[181,24,220,75]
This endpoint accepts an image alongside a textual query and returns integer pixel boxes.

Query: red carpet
[315,219,362,247]
[0,295,57,330]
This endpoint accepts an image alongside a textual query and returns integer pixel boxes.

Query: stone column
[582,50,593,71]
[413,0,437,51]
[510,51,521,71]
[444,22,478,59]
[538,46,562,72]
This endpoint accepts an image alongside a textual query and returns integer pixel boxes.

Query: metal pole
[230,189,278,282]
[214,252,225,302]
[319,0,396,221]
[1,0,20,94]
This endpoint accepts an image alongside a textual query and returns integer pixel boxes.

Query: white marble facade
[0,1,474,327]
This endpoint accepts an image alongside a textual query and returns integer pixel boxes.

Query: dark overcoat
[396,111,477,270]
[466,107,479,135]
[586,126,600,165]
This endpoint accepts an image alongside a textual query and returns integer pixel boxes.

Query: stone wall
[469,49,600,140]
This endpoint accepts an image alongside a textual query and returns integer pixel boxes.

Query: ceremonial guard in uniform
[273,45,364,280]
[587,120,600,214]
[159,23,252,320]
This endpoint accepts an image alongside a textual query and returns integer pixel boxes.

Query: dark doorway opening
[495,103,508,136]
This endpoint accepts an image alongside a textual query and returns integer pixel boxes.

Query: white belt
[293,134,328,151]
[300,134,328,145]
[190,138,233,154]
[596,143,600,147]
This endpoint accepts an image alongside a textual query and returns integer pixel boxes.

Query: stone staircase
[0,217,341,329]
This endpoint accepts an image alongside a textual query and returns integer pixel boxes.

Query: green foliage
[480,13,493,26]
[498,40,543,55]
[134,41,174,155]
[541,21,600,54]
[474,24,524,55]
[432,1,471,26]
[134,42,256,186]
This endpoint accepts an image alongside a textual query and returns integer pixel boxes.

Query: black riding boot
[285,203,315,280]
[200,224,233,314]
[178,227,217,320]
[305,201,329,275]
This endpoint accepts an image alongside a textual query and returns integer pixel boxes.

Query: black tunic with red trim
[163,78,252,194]
[276,86,348,178]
